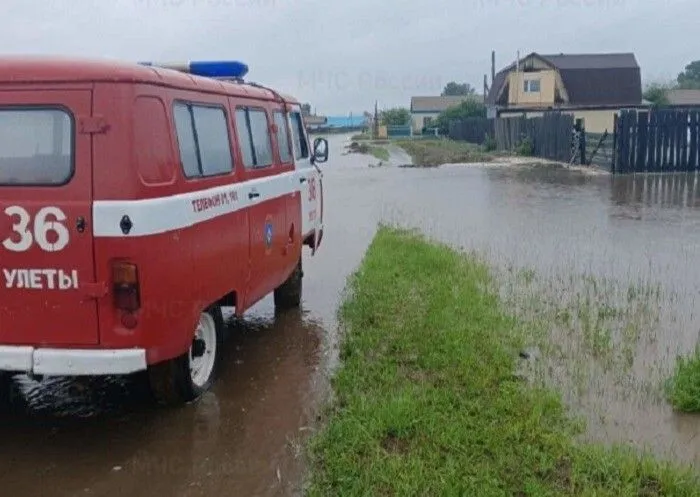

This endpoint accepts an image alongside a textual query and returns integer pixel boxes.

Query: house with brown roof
[486,52,645,132]
[410,95,482,133]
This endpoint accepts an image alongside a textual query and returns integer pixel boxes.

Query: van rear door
[0,89,98,346]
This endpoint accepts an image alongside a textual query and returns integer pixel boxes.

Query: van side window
[234,107,273,169]
[273,111,292,163]
[290,111,309,161]
[173,102,233,178]
[173,103,200,178]
[0,108,73,186]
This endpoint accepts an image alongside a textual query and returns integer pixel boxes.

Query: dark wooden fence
[448,118,494,144]
[495,112,575,163]
[614,108,700,173]
[447,108,700,174]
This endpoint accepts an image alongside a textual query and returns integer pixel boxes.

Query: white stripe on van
[92,171,300,238]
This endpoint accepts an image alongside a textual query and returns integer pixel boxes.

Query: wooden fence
[495,113,575,163]
[448,118,494,144]
[614,109,700,173]
[447,108,700,173]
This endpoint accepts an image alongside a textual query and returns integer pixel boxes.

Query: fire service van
[0,57,327,406]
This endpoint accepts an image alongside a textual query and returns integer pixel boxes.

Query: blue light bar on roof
[139,60,249,80]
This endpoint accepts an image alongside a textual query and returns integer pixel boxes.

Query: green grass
[368,145,390,162]
[394,138,496,166]
[306,226,700,496]
[347,141,390,162]
[666,348,700,412]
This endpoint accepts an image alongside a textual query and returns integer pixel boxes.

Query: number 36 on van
[0,57,328,406]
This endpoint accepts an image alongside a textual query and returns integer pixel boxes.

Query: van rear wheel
[274,257,302,310]
[148,306,224,406]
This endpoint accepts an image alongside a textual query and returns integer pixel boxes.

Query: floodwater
[2,133,700,496]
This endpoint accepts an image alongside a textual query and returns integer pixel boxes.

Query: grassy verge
[666,349,700,412]
[347,141,390,162]
[369,145,390,162]
[394,138,496,166]
[306,226,700,496]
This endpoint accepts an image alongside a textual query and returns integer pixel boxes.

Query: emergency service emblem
[264,215,273,254]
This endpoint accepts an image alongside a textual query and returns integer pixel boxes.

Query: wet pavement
[3,133,700,496]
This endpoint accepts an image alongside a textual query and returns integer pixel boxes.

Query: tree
[643,82,672,107]
[301,103,312,116]
[380,107,410,126]
[434,100,487,135]
[441,82,476,96]
[677,60,700,89]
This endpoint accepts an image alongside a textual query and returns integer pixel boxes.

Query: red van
[0,57,327,405]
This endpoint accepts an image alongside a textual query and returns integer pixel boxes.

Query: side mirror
[312,137,329,164]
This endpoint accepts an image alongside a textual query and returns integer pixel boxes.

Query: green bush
[434,100,487,135]
[516,137,534,156]
[483,135,497,152]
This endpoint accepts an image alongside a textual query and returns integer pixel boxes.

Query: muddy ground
[1,133,699,496]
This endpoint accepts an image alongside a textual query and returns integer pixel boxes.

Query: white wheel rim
[189,313,217,389]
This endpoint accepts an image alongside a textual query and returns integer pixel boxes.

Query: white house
[409,95,482,133]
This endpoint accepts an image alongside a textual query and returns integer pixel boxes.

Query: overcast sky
[0,0,696,115]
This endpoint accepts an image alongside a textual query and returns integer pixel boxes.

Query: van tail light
[112,262,141,312]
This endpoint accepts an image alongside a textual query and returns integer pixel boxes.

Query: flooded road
[2,133,700,496]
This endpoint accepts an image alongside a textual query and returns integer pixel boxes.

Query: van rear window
[0,108,72,185]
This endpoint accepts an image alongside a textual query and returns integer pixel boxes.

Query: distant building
[304,113,368,133]
[665,89,700,106]
[324,115,367,128]
[303,115,327,130]
[486,52,644,133]
[409,95,482,133]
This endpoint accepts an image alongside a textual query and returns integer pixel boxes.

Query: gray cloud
[0,0,694,114]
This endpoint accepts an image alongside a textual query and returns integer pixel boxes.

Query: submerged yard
[306,226,700,496]
[394,138,497,166]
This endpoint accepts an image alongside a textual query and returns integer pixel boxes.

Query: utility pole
[483,74,488,104]
[491,50,496,86]
[373,100,379,139]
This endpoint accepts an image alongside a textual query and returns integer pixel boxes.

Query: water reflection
[611,172,700,209]
[0,305,325,497]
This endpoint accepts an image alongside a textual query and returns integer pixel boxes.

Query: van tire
[0,373,18,415]
[274,258,302,310]
[148,306,224,406]
[0,373,10,411]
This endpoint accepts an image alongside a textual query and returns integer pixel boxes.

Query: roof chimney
[491,50,496,85]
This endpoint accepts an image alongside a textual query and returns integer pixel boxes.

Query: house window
[424,116,433,126]
[524,79,541,93]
